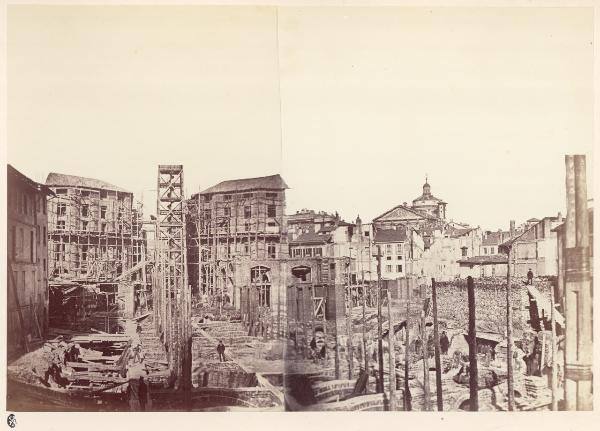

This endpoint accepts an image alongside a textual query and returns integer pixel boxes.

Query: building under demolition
[186,174,289,333]
[7,165,54,359]
[45,173,147,323]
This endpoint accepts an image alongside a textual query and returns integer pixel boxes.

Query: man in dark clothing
[527,269,534,285]
[217,340,226,362]
[440,331,450,355]
[138,377,148,412]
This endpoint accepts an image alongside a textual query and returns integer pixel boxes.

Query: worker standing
[217,340,226,362]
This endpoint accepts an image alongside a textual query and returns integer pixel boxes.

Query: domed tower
[412,176,447,220]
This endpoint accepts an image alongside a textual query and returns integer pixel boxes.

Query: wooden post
[506,247,515,411]
[431,278,443,411]
[346,259,354,380]
[420,310,431,411]
[467,276,479,411]
[404,281,412,411]
[375,245,384,393]
[550,288,558,411]
[572,155,593,410]
[386,281,396,410]
[362,276,368,372]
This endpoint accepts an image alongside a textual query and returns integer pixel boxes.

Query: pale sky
[7,6,594,230]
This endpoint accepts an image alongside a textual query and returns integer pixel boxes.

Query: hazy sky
[7,6,594,230]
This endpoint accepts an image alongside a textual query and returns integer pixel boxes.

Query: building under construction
[45,173,148,323]
[186,174,289,331]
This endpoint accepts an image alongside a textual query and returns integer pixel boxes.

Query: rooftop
[457,255,508,265]
[290,232,332,245]
[8,164,54,196]
[373,228,407,243]
[199,174,288,195]
[46,172,130,193]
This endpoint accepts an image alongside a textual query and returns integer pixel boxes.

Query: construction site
[6,157,594,412]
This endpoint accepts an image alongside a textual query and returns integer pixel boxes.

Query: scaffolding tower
[154,165,191,396]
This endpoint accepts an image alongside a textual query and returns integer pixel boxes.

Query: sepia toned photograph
[2,1,595,419]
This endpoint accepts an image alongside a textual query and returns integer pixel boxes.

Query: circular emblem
[7,414,16,428]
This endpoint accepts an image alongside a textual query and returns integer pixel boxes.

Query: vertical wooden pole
[550,288,558,411]
[573,154,593,410]
[386,281,396,410]
[404,281,412,411]
[420,310,431,411]
[506,247,515,411]
[467,276,479,411]
[346,259,354,380]
[431,278,443,411]
[564,154,577,410]
[376,246,384,393]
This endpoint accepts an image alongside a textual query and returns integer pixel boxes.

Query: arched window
[251,266,271,307]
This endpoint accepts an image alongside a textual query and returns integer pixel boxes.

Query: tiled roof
[447,227,475,238]
[373,228,407,243]
[46,172,130,193]
[199,174,288,195]
[481,231,510,246]
[290,232,332,245]
[457,255,508,265]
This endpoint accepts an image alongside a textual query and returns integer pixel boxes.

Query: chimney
[557,211,562,221]
[510,220,515,237]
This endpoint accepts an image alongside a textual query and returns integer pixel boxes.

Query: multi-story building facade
[500,214,564,277]
[186,174,289,319]
[7,164,53,357]
[45,173,144,282]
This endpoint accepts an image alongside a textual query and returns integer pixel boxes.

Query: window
[100,190,108,199]
[245,222,251,232]
[57,202,67,216]
[266,192,277,199]
[305,248,313,257]
[43,227,46,245]
[251,266,271,308]
[82,246,88,261]
[100,206,107,219]
[396,243,404,254]
[314,248,322,257]
[397,264,403,273]
[386,244,392,255]
[267,205,276,218]
[204,209,211,220]
[224,194,232,201]
[101,223,106,233]
[82,221,89,231]
[268,243,276,259]
[56,188,67,195]
[36,226,41,244]
[81,204,89,217]
[461,247,468,257]
[223,207,231,217]
[293,249,302,257]
[244,206,251,219]
[57,220,66,230]
[244,243,250,254]
[386,265,393,272]
[483,247,488,255]
[243,193,252,199]
[490,247,495,255]
[386,256,392,261]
